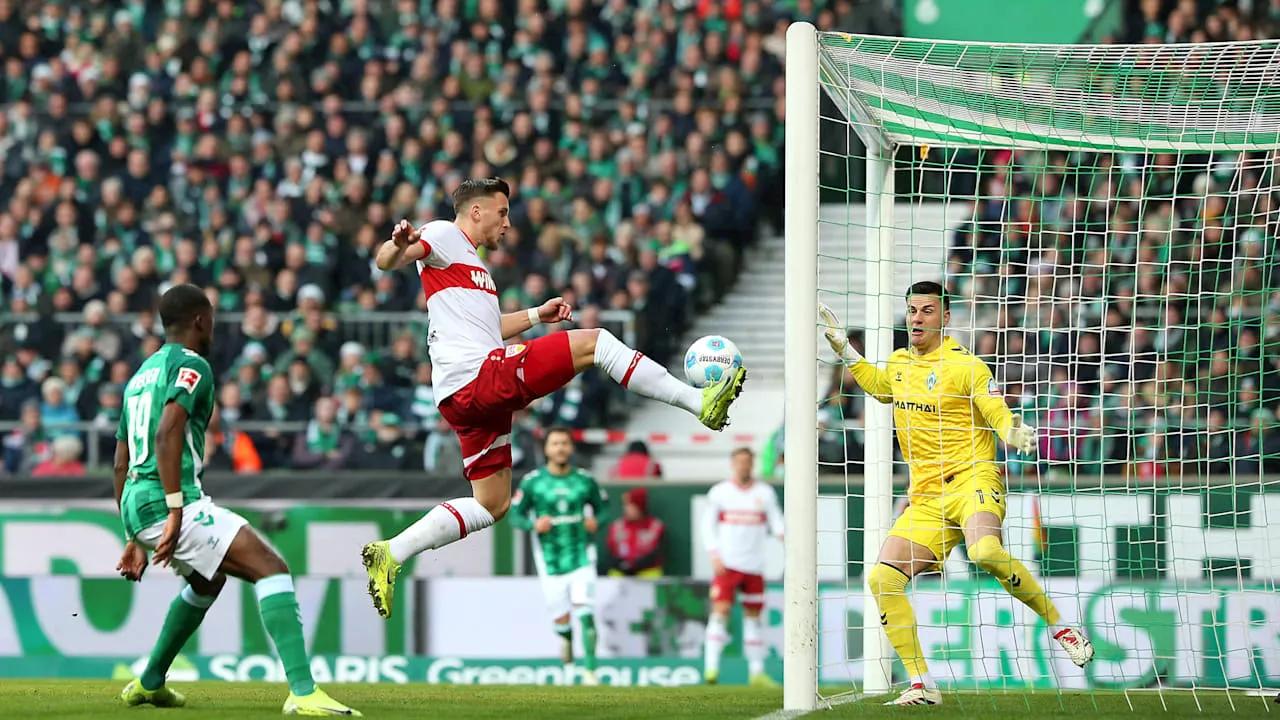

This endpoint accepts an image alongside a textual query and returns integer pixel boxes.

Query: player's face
[905,295,947,350]
[194,306,215,357]
[730,451,753,481]
[473,193,510,250]
[544,432,574,465]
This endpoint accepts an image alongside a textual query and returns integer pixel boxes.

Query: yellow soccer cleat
[749,672,779,688]
[283,687,362,716]
[361,541,401,619]
[703,668,719,685]
[698,366,747,431]
[121,677,186,708]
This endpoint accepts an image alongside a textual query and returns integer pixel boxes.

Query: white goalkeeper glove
[1006,414,1037,455]
[818,303,863,365]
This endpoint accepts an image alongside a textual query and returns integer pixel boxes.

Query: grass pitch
[0,680,1272,718]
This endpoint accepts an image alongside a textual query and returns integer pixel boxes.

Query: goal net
[782,25,1280,711]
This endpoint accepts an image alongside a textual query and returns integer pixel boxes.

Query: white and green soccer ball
[683,335,743,388]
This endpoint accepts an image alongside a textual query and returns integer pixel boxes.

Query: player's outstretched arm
[971,364,1037,456]
[375,220,428,271]
[818,303,892,403]
[501,297,575,340]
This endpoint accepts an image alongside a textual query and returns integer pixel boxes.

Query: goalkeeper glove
[818,303,862,365]
[1006,414,1037,455]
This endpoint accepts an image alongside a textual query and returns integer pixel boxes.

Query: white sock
[910,671,937,689]
[593,329,702,415]
[387,498,495,564]
[180,585,217,608]
[704,613,729,674]
[743,614,765,676]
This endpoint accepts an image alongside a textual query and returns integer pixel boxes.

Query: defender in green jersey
[113,284,359,717]
[509,428,611,686]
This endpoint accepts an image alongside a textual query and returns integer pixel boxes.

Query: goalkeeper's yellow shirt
[848,336,1015,498]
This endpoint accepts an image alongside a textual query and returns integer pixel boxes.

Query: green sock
[255,575,316,697]
[578,612,598,672]
[141,587,214,691]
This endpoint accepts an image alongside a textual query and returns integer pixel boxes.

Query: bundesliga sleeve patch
[987,378,1001,396]
[175,367,202,393]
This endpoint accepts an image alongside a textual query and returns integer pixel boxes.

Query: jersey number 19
[126,390,153,475]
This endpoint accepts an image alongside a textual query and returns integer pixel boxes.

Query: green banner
[904,0,1113,44]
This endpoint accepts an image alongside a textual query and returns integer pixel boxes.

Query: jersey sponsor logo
[505,343,526,358]
[418,261,500,302]
[718,510,767,524]
[175,368,202,393]
[470,270,496,292]
[894,400,938,413]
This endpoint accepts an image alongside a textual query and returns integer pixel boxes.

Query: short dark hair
[905,281,949,311]
[158,283,212,330]
[544,426,575,445]
[452,177,511,213]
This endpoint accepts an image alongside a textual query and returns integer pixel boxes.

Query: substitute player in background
[113,284,359,717]
[701,447,783,687]
[820,281,1094,706]
[509,428,610,686]
[362,178,746,619]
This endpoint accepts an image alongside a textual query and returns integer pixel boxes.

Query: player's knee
[570,327,603,362]
[481,494,511,521]
[868,562,911,598]
[966,535,1007,576]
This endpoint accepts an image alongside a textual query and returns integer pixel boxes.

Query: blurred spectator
[292,396,354,470]
[31,435,85,477]
[612,440,663,480]
[355,412,415,471]
[604,487,666,577]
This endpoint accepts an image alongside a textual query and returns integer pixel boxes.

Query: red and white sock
[743,614,765,675]
[593,330,701,415]
[387,498,494,564]
[704,613,729,674]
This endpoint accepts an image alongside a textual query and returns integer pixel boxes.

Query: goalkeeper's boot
[703,668,719,685]
[698,366,747,431]
[121,678,187,708]
[749,672,779,688]
[884,683,942,706]
[283,687,362,716]
[361,541,401,619]
[1053,627,1095,667]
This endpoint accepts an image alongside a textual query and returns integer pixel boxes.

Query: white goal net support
[783,23,1280,711]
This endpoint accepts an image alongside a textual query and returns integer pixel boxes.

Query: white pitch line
[749,692,867,720]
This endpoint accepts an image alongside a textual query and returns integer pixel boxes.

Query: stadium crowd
[0,0,849,475]
[817,0,1280,481]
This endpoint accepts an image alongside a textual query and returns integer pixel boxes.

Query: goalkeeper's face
[906,295,947,352]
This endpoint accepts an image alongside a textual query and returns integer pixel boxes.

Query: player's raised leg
[871,532,943,706]
[219,525,361,716]
[121,567,224,708]
[963,513,1095,667]
[567,328,746,431]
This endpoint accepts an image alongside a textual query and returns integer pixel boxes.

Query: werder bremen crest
[926,371,938,392]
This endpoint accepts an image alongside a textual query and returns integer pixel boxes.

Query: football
[683,335,743,388]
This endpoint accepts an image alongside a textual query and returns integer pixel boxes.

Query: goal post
[785,21,1280,710]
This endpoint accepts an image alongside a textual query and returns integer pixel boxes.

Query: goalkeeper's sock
[868,562,930,679]
[388,498,495,564]
[704,613,729,675]
[554,619,574,665]
[140,586,215,691]
[576,609,598,672]
[593,329,701,415]
[968,535,1062,626]
[742,613,766,676]
[255,575,317,698]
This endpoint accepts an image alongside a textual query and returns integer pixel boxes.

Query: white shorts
[133,496,248,581]
[539,565,597,619]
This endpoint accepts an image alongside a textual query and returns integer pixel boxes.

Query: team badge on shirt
[505,343,526,358]
[926,371,938,392]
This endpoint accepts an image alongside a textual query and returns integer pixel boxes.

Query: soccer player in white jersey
[701,447,784,686]
[361,177,747,618]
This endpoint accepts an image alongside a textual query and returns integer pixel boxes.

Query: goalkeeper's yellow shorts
[888,462,1007,565]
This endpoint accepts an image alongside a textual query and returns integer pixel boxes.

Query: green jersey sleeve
[586,474,612,525]
[165,352,214,417]
[508,473,536,530]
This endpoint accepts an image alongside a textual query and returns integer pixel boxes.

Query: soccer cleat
[361,541,401,619]
[884,683,943,706]
[283,687,362,716]
[749,672,779,687]
[581,670,599,686]
[121,678,187,708]
[1054,627,1095,667]
[703,668,719,685]
[698,366,747,431]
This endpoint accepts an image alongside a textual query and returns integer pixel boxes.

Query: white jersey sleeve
[704,480,780,575]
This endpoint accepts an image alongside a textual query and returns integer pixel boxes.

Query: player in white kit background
[360,177,748,619]
[701,447,784,687]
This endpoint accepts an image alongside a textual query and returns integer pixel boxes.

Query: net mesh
[812,33,1280,707]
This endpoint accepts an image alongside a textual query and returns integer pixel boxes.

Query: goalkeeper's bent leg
[968,535,1062,626]
[140,580,222,691]
[868,562,931,682]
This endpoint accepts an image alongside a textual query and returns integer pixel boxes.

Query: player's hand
[818,303,861,364]
[152,510,182,568]
[711,556,726,577]
[583,516,598,533]
[116,540,148,582]
[534,516,553,534]
[391,219,419,248]
[537,297,574,324]
[1006,414,1037,455]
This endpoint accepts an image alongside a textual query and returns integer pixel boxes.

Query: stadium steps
[590,203,964,480]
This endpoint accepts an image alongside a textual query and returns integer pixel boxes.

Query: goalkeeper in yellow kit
[820,281,1094,706]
